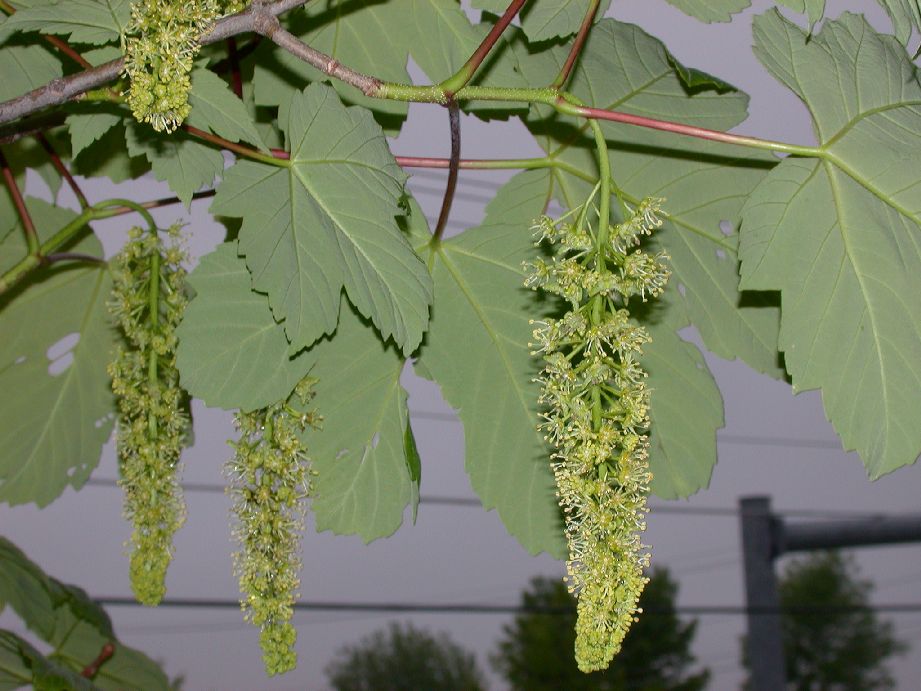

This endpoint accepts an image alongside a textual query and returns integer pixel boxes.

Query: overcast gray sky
[2,1,920,689]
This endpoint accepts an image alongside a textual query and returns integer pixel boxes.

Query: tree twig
[0,0,309,126]
[431,102,461,245]
[251,10,383,97]
[0,148,39,254]
[551,0,600,90]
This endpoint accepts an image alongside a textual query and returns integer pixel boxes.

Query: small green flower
[109,224,190,606]
[123,0,248,131]
[226,378,320,676]
[526,195,670,673]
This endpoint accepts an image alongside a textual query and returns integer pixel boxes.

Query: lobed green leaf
[212,83,432,356]
[175,242,316,412]
[414,171,567,558]
[0,201,115,508]
[300,303,419,542]
[742,10,921,476]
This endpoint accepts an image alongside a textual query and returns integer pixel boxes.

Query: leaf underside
[742,10,921,477]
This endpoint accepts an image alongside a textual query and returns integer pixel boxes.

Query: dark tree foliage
[324,621,487,691]
[766,551,907,690]
[491,568,709,690]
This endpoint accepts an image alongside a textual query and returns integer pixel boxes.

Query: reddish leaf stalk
[439,0,529,96]
[37,133,89,208]
[182,125,281,166]
[431,102,461,245]
[551,0,601,89]
[80,642,115,678]
[0,148,39,254]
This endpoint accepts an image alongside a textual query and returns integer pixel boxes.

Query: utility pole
[739,495,921,691]
[739,496,786,691]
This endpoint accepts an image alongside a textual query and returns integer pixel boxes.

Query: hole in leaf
[719,220,733,236]
[14,355,26,365]
[371,432,381,450]
[716,249,726,260]
[335,448,348,460]
[677,283,687,297]
[46,333,80,377]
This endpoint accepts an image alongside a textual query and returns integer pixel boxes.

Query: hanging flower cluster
[123,0,236,132]
[525,194,669,672]
[108,224,190,606]
[226,378,320,676]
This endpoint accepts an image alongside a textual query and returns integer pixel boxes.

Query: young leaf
[663,0,750,22]
[522,18,782,378]
[187,68,268,152]
[125,122,224,208]
[175,242,316,412]
[212,83,432,356]
[300,303,419,542]
[473,0,611,42]
[413,171,566,559]
[0,201,115,508]
[742,10,921,477]
[0,0,130,46]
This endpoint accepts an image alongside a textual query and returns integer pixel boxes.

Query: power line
[411,410,846,451]
[80,478,906,521]
[95,597,921,616]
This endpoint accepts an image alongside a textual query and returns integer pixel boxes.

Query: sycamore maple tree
[1,0,920,685]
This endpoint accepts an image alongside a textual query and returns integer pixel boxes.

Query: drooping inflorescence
[226,378,320,676]
[123,0,247,132]
[525,192,670,672]
[108,224,190,606]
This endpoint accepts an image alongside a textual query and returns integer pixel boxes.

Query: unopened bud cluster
[226,378,320,676]
[108,225,189,606]
[525,197,669,672]
[123,0,245,131]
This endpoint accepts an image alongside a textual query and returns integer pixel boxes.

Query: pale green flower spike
[109,224,190,606]
[526,195,670,673]
[123,0,246,132]
[226,378,320,676]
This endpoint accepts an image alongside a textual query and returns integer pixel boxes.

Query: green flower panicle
[525,195,669,673]
[108,224,190,606]
[226,378,320,676]
[123,0,248,132]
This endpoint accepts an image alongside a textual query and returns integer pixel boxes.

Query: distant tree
[491,568,709,690]
[324,621,487,691]
[744,551,907,690]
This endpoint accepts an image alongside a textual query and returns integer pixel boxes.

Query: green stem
[0,198,156,296]
[93,198,157,231]
[147,236,160,439]
[589,119,611,433]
